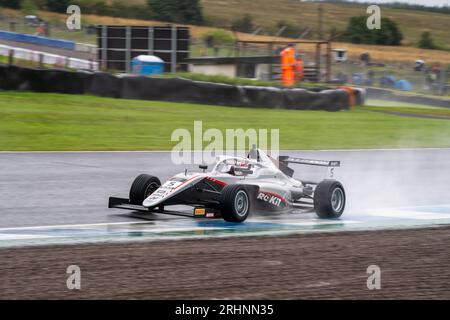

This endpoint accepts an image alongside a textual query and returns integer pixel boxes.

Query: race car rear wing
[278,156,340,179]
[278,156,340,167]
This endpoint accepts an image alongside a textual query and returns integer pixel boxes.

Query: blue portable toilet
[131,55,164,75]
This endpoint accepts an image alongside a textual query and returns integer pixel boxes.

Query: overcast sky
[351,0,449,6]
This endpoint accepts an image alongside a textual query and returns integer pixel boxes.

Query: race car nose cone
[143,195,164,207]
[142,198,154,207]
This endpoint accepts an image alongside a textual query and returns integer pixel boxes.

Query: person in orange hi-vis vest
[280,43,296,87]
[294,54,304,82]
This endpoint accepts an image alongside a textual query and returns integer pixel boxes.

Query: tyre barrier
[0,65,364,111]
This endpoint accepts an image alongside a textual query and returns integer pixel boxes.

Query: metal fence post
[125,26,131,73]
[148,26,154,56]
[101,25,108,71]
[38,53,44,68]
[326,41,331,83]
[8,49,14,65]
[268,43,274,81]
[171,25,177,73]
[316,43,321,82]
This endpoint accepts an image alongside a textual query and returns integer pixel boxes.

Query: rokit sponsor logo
[257,192,282,207]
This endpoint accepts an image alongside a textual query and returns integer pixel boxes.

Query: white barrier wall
[75,43,97,54]
[0,44,98,71]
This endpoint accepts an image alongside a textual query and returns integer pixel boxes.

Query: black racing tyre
[313,180,346,219]
[129,174,161,205]
[220,185,251,222]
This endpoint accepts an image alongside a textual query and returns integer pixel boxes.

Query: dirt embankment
[1,226,449,299]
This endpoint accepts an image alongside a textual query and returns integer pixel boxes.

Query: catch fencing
[0,44,98,71]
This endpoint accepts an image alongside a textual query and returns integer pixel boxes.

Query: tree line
[0,0,204,24]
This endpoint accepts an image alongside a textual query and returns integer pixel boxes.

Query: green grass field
[0,92,449,151]
[362,106,450,119]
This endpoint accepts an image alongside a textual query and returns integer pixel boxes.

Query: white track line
[0,221,152,232]
[1,148,449,154]
[365,203,450,211]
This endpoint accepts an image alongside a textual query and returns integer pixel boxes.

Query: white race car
[109,147,345,222]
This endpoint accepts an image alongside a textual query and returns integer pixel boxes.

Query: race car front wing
[108,197,221,219]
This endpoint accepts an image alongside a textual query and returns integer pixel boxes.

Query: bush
[70,0,153,19]
[45,0,70,13]
[345,16,403,46]
[275,20,303,38]
[21,0,38,14]
[201,30,234,48]
[0,0,21,9]
[418,32,437,49]
[147,0,204,24]
[231,14,254,33]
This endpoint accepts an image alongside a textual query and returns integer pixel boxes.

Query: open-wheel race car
[109,147,346,222]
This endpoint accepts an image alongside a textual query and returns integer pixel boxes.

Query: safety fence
[0,30,75,50]
[0,44,98,71]
[0,65,362,111]
[0,29,97,55]
[0,14,96,45]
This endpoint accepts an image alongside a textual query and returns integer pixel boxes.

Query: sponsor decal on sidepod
[257,192,283,207]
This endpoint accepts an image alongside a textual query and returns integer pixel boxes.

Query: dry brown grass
[127,0,450,49]
[1,7,449,64]
[200,0,450,48]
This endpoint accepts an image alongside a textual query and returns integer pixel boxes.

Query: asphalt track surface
[1,149,450,228]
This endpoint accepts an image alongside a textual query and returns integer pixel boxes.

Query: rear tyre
[313,180,345,219]
[220,185,251,222]
[129,174,161,205]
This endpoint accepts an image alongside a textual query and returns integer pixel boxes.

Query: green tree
[45,0,70,13]
[0,0,21,9]
[147,0,204,25]
[21,0,38,14]
[231,14,254,33]
[345,16,403,46]
[418,32,437,49]
[382,18,403,45]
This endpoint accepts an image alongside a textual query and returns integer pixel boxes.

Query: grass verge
[363,99,450,118]
[158,72,329,89]
[0,92,449,151]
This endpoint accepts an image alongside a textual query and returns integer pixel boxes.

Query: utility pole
[317,3,324,40]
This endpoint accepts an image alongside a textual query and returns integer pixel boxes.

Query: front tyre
[129,174,161,205]
[220,185,251,222]
[313,180,345,219]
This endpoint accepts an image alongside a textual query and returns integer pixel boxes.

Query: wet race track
[0,149,449,247]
